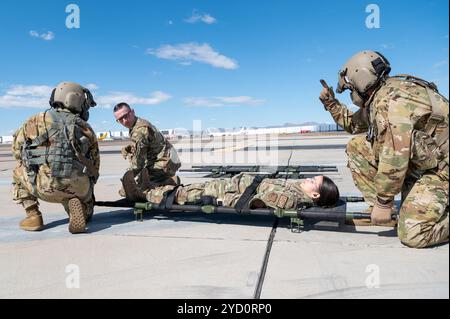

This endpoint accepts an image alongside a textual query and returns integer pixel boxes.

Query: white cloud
[184,96,265,108]
[380,43,394,50]
[0,85,53,108]
[201,15,216,24]
[184,97,222,107]
[6,85,52,97]
[147,42,238,70]
[0,84,171,109]
[29,30,55,41]
[85,83,99,90]
[97,91,172,108]
[0,95,48,108]
[41,31,55,41]
[433,60,448,69]
[185,10,217,24]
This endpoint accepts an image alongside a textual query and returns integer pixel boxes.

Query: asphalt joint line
[253,217,279,299]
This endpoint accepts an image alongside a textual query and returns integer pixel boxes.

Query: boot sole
[20,225,44,231]
[68,198,86,234]
[122,171,146,202]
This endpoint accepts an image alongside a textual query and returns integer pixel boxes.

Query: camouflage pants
[120,167,179,198]
[346,135,449,248]
[145,174,254,207]
[146,173,310,210]
[12,163,93,213]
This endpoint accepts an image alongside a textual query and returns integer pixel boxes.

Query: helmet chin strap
[349,76,386,108]
[80,108,90,121]
[336,80,367,108]
[350,90,367,108]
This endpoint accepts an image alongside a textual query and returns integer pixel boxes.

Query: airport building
[0,124,343,144]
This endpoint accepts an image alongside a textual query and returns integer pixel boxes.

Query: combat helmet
[49,82,96,120]
[336,50,391,107]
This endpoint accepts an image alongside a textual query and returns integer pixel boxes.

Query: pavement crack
[253,217,279,299]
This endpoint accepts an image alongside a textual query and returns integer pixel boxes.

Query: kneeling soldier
[12,82,99,234]
[113,102,181,201]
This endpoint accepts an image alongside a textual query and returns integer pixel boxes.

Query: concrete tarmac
[0,133,448,299]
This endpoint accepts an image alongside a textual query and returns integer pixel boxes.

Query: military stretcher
[95,165,397,231]
[95,197,398,231]
[180,164,338,178]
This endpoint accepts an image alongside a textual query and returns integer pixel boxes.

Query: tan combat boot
[67,198,87,234]
[122,171,146,202]
[20,206,44,231]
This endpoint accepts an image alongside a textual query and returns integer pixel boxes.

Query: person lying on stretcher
[124,173,340,210]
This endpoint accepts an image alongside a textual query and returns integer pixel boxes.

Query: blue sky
[0,0,448,136]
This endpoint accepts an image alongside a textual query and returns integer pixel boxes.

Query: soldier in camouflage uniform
[113,102,181,201]
[12,82,100,234]
[319,51,449,248]
[144,173,340,210]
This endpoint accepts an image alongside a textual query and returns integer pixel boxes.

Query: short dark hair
[113,102,131,112]
[316,176,340,207]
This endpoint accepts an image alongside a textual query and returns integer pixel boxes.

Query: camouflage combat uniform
[145,173,313,210]
[329,76,449,248]
[121,117,181,196]
[12,108,100,214]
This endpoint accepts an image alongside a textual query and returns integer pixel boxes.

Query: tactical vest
[391,75,449,174]
[22,109,83,185]
[365,75,449,179]
[233,174,314,211]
